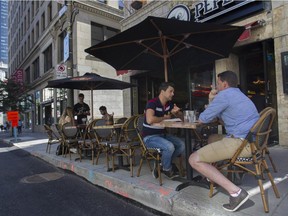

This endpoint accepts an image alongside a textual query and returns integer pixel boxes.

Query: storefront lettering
[194,0,234,20]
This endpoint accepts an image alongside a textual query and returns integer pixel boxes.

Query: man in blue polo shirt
[142,82,185,179]
[189,71,259,212]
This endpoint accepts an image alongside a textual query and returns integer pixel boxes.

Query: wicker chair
[209,108,280,213]
[108,115,140,177]
[44,124,61,154]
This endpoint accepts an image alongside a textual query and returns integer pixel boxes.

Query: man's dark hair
[99,106,107,111]
[217,71,238,87]
[158,82,175,92]
[78,93,84,98]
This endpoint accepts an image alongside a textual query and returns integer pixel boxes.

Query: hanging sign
[64,33,69,62]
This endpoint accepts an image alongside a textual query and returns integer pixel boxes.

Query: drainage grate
[20,172,64,184]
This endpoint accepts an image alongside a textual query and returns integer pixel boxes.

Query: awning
[238,19,266,42]
[116,70,129,76]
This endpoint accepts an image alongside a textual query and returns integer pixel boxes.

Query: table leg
[185,128,193,180]
[107,153,130,172]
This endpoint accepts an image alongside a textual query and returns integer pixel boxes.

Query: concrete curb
[1,133,288,216]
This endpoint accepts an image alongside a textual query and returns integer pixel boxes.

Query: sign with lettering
[12,69,24,83]
[165,0,265,24]
[192,0,265,23]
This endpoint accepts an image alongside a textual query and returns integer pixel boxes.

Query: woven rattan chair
[61,123,79,160]
[108,115,140,177]
[259,107,277,172]
[93,119,114,168]
[77,119,99,164]
[44,124,61,154]
[209,108,280,213]
[135,115,163,185]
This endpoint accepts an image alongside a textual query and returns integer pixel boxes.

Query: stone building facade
[8,1,129,132]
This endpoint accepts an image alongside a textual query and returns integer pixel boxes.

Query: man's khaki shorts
[197,134,251,163]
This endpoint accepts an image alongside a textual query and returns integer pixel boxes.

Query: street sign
[56,64,67,79]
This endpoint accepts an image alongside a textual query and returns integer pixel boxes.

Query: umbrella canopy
[46,73,136,118]
[85,16,245,81]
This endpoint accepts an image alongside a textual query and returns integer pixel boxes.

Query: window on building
[43,88,54,101]
[58,32,65,63]
[31,1,34,18]
[106,26,119,40]
[25,67,30,84]
[35,0,39,12]
[41,12,45,33]
[44,45,52,72]
[47,2,52,24]
[57,3,62,12]
[36,21,39,41]
[27,9,30,25]
[33,57,40,80]
[28,35,30,50]
[24,16,26,32]
[91,22,119,46]
[31,29,34,46]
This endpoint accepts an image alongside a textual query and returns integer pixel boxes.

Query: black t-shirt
[73,102,90,124]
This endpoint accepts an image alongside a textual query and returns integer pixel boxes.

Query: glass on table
[81,118,87,124]
[183,110,195,123]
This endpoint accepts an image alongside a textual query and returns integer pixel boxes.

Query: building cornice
[121,1,170,30]
[75,1,124,21]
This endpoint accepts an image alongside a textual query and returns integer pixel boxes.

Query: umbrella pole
[91,89,94,120]
[164,57,168,82]
[163,37,168,82]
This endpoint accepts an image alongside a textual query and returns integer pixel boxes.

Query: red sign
[7,111,19,127]
[12,69,24,83]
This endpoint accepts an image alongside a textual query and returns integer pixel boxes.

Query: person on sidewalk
[59,107,75,126]
[17,119,23,134]
[189,71,259,212]
[73,93,90,125]
[142,82,185,179]
[99,106,114,125]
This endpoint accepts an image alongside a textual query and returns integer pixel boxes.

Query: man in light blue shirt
[189,71,259,212]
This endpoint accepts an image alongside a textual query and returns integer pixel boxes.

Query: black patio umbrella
[46,72,136,118]
[85,16,245,81]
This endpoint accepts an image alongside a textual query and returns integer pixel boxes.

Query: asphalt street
[0,141,163,216]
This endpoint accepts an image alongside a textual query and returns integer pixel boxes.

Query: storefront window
[43,88,53,101]
[189,64,214,113]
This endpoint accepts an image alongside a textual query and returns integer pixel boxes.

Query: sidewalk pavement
[1,130,288,216]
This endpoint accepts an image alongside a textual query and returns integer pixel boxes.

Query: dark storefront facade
[123,0,284,144]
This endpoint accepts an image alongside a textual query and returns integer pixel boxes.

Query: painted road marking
[248,174,288,197]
